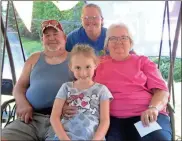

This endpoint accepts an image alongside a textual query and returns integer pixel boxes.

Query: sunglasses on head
[41,20,63,31]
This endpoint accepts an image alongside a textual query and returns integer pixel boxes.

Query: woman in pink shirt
[62,23,172,141]
[94,23,172,141]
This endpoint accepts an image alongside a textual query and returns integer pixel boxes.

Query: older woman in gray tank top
[2,20,73,141]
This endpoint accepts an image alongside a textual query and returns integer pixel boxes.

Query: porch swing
[1,1,181,140]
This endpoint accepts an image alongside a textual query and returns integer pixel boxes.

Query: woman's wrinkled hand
[16,101,33,124]
[62,99,78,119]
[141,108,159,127]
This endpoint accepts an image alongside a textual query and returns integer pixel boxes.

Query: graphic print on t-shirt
[68,91,98,115]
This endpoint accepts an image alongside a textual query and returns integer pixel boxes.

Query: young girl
[50,44,113,141]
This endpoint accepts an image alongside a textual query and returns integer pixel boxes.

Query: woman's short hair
[104,23,134,50]
[82,3,103,18]
[82,3,104,26]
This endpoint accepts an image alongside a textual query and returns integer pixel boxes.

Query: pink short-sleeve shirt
[94,54,168,118]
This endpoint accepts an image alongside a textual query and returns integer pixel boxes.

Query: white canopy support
[52,1,79,11]
[13,1,33,32]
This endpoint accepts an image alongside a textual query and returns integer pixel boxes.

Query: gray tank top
[26,52,73,113]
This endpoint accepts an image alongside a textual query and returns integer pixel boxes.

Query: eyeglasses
[41,20,63,31]
[108,36,130,43]
[82,16,102,21]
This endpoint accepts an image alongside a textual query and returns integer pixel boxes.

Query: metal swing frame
[1,1,181,140]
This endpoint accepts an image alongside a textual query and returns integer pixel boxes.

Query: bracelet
[148,105,159,111]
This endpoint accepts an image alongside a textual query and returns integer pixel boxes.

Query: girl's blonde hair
[69,44,99,65]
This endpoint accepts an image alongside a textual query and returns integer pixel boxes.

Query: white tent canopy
[3,1,181,57]
[87,1,181,57]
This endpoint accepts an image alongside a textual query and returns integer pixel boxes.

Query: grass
[21,37,43,57]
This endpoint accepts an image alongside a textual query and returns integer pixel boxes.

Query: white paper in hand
[134,121,162,137]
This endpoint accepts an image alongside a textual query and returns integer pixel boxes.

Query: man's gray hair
[104,23,134,50]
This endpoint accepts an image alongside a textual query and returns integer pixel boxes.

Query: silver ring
[18,116,23,121]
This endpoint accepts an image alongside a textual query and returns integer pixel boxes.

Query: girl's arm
[50,99,71,141]
[92,100,110,140]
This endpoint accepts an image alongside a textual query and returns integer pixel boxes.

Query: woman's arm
[50,99,71,141]
[141,56,170,126]
[149,88,169,111]
[92,100,110,140]
[141,89,169,126]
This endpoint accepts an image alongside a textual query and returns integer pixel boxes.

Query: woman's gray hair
[104,23,134,50]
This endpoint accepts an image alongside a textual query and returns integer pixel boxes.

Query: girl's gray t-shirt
[56,82,113,140]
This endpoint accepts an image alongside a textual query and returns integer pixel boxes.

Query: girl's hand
[141,107,159,127]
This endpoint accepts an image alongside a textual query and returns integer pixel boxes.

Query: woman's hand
[62,99,78,118]
[141,107,159,127]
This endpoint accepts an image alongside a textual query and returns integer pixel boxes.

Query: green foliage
[21,37,42,57]
[32,1,83,21]
[150,57,182,82]
[31,1,84,36]
[174,59,182,82]
[7,1,84,39]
